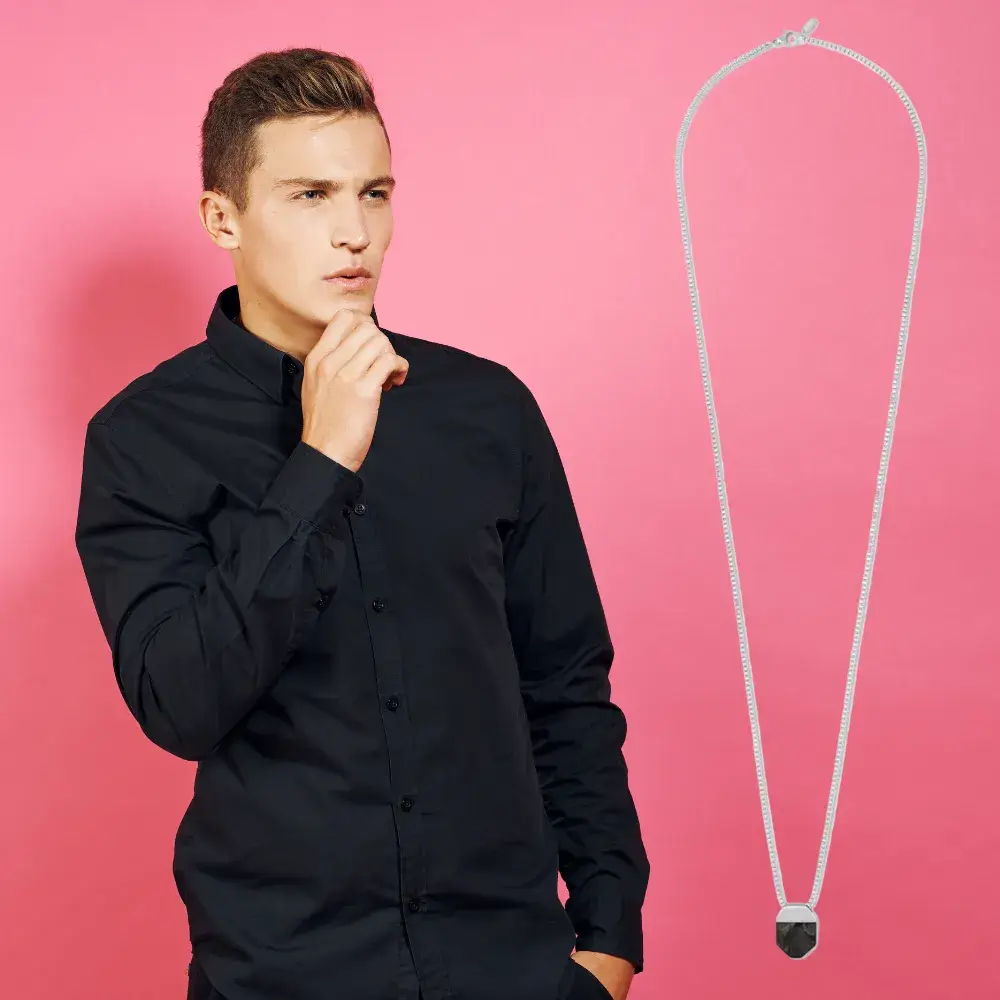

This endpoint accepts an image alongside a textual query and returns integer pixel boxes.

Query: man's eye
[295,189,388,202]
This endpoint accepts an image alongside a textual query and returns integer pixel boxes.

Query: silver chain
[674,17,927,910]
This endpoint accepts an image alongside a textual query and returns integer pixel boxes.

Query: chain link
[674,18,928,910]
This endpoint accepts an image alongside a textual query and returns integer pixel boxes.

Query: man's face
[208,113,394,332]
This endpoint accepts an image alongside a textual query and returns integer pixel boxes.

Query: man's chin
[302,307,369,337]
[320,293,374,321]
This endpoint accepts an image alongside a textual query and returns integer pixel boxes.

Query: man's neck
[234,295,315,364]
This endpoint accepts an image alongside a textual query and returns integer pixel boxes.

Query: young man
[74,47,648,1000]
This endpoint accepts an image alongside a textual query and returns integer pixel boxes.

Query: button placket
[349,493,447,991]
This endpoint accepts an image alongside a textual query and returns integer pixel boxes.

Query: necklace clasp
[778,18,819,47]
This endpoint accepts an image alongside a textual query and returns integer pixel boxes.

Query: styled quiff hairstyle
[201,47,390,215]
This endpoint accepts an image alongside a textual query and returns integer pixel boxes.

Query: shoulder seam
[90,416,180,506]
[92,347,216,426]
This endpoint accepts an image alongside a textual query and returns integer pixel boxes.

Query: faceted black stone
[776,918,817,958]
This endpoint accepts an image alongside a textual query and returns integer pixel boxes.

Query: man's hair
[201,47,390,215]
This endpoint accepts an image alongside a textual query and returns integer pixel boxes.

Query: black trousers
[187,947,612,1000]
[556,957,615,1000]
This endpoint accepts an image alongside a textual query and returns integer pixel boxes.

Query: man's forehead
[258,114,381,146]
[254,118,388,180]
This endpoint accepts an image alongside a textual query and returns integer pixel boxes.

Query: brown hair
[200,47,390,215]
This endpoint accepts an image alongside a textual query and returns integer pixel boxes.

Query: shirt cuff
[573,899,645,974]
[263,440,364,534]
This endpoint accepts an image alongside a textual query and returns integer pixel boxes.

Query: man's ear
[199,190,240,250]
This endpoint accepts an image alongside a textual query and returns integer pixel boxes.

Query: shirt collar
[206,284,392,404]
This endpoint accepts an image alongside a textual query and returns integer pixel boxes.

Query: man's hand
[571,950,635,1000]
[299,308,408,474]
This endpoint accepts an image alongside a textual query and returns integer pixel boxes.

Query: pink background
[2,0,998,997]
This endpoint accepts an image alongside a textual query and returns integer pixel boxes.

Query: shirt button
[353,501,367,516]
[284,359,298,375]
[400,796,414,811]
[408,898,421,912]
[316,592,328,608]
[372,598,386,613]
[385,696,399,711]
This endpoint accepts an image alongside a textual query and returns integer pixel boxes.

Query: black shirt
[74,285,649,1000]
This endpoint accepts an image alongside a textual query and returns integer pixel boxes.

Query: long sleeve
[502,375,650,973]
[74,419,364,762]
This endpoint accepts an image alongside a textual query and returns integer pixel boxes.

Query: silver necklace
[674,17,927,959]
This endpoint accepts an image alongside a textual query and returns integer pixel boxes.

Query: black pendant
[776,903,818,958]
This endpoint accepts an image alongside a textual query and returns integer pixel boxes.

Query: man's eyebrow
[273,174,397,192]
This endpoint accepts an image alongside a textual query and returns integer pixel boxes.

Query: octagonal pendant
[776,903,818,959]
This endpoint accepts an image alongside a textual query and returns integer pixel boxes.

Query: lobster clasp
[779,18,819,46]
